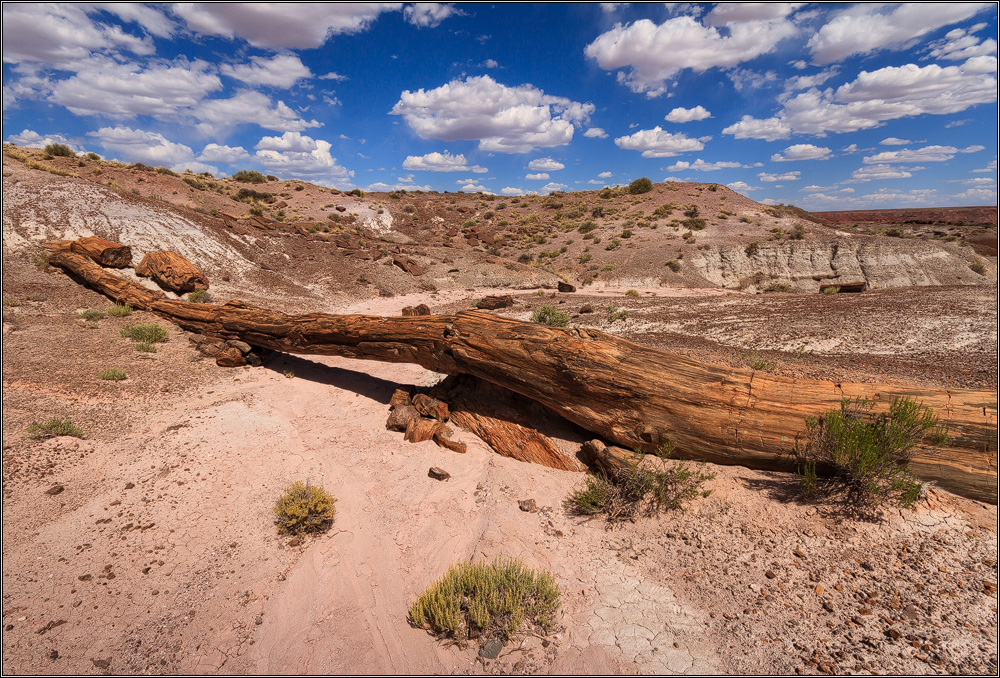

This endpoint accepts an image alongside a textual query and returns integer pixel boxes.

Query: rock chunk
[387,404,420,432]
[70,237,133,268]
[557,281,576,293]
[428,467,451,481]
[475,295,514,310]
[215,346,246,367]
[401,304,431,316]
[135,251,209,294]
[413,393,449,421]
[404,417,444,443]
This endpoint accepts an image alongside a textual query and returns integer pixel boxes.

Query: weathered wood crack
[47,247,998,503]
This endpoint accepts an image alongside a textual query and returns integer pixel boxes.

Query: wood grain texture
[135,251,209,293]
[48,247,998,503]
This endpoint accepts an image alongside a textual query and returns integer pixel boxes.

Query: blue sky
[3,3,997,209]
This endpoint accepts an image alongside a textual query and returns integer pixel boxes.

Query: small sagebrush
[106,302,133,317]
[28,418,84,439]
[273,481,336,535]
[120,323,168,343]
[796,396,944,510]
[187,290,213,303]
[567,444,715,524]
[99,367,127,381]
[531,305,569,327]
[80,309,106,321]
[134,342,157,353]
[409,558,560,641]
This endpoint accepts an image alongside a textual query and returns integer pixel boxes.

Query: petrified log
[70,236,132,268]
[135,251,209,293]
[46,247,998,503]
[476,295,514,310]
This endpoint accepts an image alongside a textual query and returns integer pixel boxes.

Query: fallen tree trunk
[71,236,133,268]
[48,248,998,503]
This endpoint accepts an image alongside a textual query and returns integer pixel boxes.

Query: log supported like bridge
[47,246,997,504]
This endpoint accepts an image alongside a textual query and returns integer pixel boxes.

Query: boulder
[475,295,514,310]
[215,346,246,367]
[389,386,415,408]
[428,467,451,481]
[225,339,252,354]
[557,281,576,293]
[392,256,427,276]
[386,404,420,432]
[401,304,431,316]
[135,251,209,294]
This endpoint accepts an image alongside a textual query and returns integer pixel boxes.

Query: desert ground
[2,145,997,674]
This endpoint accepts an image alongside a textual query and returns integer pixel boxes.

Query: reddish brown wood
[47,247,998,503]
[69,236,132,268]
[135,251,209,293]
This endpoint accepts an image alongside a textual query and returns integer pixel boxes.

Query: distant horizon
[3,3,997,210]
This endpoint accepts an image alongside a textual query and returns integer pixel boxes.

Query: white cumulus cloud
[253,132,353,180]
[87,125,195,169]
[584,127,609,138]
[197,143,250,164]
[403,3,460,28]
[862,145,981,164]
[527,157,565,171]
[401,151,487,173]
[220,54,312,88]
[585,13,797,97]
[758,171,801,182]
[525,173,550,180]
[665,105,712,123]
[771,144,832,162]
[847,164,923,182]
[614,126,705,157]
[807,3,991,64]
[194,90,322,135]
[390,75,593,153]
[666,159,746,172]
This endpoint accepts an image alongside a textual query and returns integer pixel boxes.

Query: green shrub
[134,342,157,353]
[28,418,83,438]
[625,289,640,297]
[273,481,336,535]
[970,261,987,275]
[86,152,101,161]
[232,170,267,184]
[409,558,560,640]
[120,323,168,343]
[3,297,22,307]
[883,228,904,238]
[821,286,840,295]
[607,305,629,322]
[566,443,714,523]
[764,282,791,293]
[80,309,105,321]
[99,367,127,381]
[739,349,777,372]
[44,143,74,157]
[106,302,132,317]
[235,187,273,203]
[605,238,621,251]
[744,241,760,256]
[627,177,653,195]
[796,397,943,510]
[187,290,213,303]
[155,166,179,176]
[790,223,806,240]
[665,259,681,272]
[531,305,569,327]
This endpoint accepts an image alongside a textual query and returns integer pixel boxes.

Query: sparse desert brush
[28,418,84,439]
[566,443,715,524]
[120,323,168,344]
[531,305,569,327]
[232,170,267,184]
[606,305,629,322]
[796,396,943,511]
[99,367,127,381]
[134,342,157,353]
[764,282,791,293]
[739,349,778,372]
[821,286,840,295]
[80,309,106,321]
[790,223,806,240]
[970,261,987,275]
[32,251,51,269]
[409,558,560,641]
[44,143,74,157]
[273,481,336,535]
[3,297,22,307]
[625,289,640,297]
[665,259,682,272]
[187,290,213,303]
[627,177,653,195]
[745,241,760,256]
[106,302,132,317]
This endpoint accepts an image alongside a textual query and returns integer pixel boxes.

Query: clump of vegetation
[44,143,75,157]
[577,221,597,234]
[86,152,101,161]
[790,223,806,240]
[187,290,213,303]
[883,228,905,238]
[821,286,840,295]
[409,558,560,641]
[745,241,760,256]
[605,238,621,251]
[607,305,629,322]
[796,397,945,510]
[134,342,157,353]
[273,481,336,535]
[120,323,169,344]
[566,443,715,523]
[232,170,267,184]
[99,367,127,381]
[739,349,778,372]
[79,309,105,321]
[969,261,987,275]
[764,282,791,293]
[627,177,653,195]
[625,289,640,297]
[106,302,132,317]
[235,187,273,204]
[665,259,682,273]
[531,305,570,327]
[28,418,84,439]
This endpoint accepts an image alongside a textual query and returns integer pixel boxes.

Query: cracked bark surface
[47,247,997,503]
